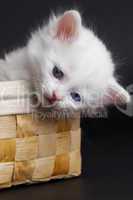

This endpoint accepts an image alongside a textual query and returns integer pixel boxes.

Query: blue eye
[53,66,64,80]
[71,92,81,102]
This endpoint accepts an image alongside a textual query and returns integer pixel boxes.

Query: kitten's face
[28,10,130,111]
[35,43,95,111]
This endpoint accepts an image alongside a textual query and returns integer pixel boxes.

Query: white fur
[0,10,130,111]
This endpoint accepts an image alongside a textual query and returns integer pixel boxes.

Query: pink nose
[47,91,62,104]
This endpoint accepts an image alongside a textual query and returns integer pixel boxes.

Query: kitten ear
[55,10,82,41]
[103,79,130,106]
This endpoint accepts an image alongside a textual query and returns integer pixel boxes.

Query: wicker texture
[0,113,81,189]
[0,80,81,189]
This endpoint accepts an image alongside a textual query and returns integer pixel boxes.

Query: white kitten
[0,10,130,112]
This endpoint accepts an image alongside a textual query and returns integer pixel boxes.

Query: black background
[0,0,133,199]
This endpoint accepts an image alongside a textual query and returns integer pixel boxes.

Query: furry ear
[103,79,130,106]
[55,10,82,41]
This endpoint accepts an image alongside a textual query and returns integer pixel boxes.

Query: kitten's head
[28,10,130,112]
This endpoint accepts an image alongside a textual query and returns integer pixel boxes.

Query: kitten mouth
[43,96,58,108]
[45,96,56,105]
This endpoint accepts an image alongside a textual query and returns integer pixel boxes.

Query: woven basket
[0,81,81,189]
